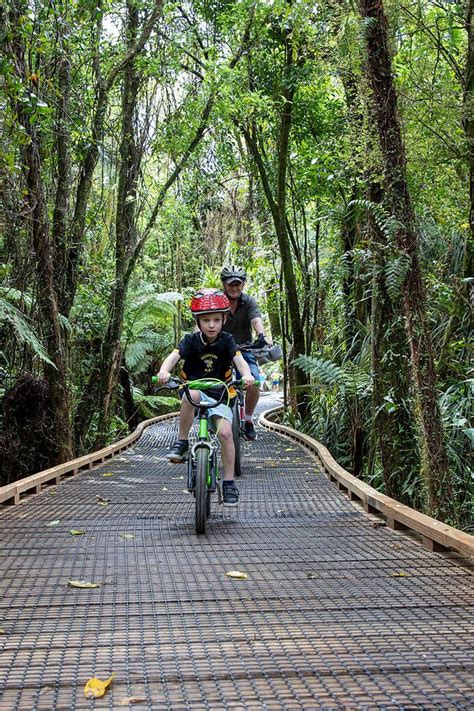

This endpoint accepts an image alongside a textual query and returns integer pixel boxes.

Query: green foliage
[294,354,371,398]
[132,388,178,419]
[385,253,411,302]
[0,293,55,368]
[122,286,182,374]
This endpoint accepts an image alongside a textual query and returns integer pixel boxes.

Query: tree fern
[0,297,55,368]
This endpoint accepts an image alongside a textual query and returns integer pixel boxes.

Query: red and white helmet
[190,289,230,316]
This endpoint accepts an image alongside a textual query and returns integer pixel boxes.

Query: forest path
[1,396,473,709]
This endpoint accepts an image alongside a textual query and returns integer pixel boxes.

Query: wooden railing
[0,411,178,506]
[259,406,474,560]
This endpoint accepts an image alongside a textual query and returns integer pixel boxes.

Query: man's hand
[253,333,268,349]
[157,371,171,384]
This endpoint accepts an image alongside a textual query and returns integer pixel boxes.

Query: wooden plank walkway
[1,399,473,709]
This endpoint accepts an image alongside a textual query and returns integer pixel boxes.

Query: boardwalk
[1,399,473,709]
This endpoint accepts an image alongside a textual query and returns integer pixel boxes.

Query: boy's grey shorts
[196,392,233,425]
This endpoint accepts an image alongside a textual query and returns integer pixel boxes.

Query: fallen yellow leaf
[68,580,100,589]
[226,570,248,579]
[285,447,296,451]
[120,533,134,540]
[45,520,60,527]
[84,673,115,699]
[101,472,115,477]
[389,571,409,577]
[96,495,110,506]
[0,629,5,634]
[69,530,85,536]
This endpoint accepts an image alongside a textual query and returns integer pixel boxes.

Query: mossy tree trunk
[359,0,454,521]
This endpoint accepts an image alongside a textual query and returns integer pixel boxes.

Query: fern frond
[0,298,55,367]
[348,199,402,240]
[295,354,372,397]
[294,355,347,386]
[385,253,411,301]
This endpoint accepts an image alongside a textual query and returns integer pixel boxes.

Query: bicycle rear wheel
[232,404,243,478]
[195,447,209,534]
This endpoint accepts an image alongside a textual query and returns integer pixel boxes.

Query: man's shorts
[234,351,260,381]
[180,390,233,425]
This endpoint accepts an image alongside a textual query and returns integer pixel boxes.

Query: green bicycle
[152,376,252,534]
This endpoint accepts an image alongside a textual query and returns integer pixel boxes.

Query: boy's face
[198,313,225,342]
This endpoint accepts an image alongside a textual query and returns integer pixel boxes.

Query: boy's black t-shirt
[176,332,239,390]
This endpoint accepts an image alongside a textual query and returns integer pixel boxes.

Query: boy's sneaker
[244,420,257,441]
[165,439,189,463]
[222,480,239,507]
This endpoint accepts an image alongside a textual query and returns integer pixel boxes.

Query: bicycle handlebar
[151,376,259,409]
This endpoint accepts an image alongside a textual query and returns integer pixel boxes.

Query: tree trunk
[369,180,419,502]
[7,1,73,463]
[359,0,454,521]
[93,0,141,447]
[465,0,474,289]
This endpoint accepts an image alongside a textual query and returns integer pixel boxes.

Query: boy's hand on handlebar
[242,375,255,389]
[157,371,171,384]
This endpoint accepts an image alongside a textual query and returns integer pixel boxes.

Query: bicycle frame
[152,375,245,532]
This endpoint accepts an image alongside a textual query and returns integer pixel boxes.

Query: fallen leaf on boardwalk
[68,580,100,589]
[285,447,296,451]
[162,487,168,491]
[372,521,387,529]
[69,530,85,536]
[0,629,5,634]
[389,571,409,577]
[101,472,115,477]
[120,533,135,540]
[392,544,402,550]
[38,687,53,696]
[226,570,248,579]
[84,673,115,698]
[307,573,317,579]
[45,520,60,527]
[119,697,147,706]
[172,476,184,480]
[96,495,110,506]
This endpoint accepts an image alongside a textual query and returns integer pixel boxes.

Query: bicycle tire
[195,447,209,534]
[232,406,243,478]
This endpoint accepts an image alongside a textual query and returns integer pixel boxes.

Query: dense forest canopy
[0,0,472,528]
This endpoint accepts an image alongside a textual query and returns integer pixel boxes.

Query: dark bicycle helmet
[190,289,230,316]
[220,265,247,283]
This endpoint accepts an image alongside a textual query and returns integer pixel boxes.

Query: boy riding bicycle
[156,289,254,507]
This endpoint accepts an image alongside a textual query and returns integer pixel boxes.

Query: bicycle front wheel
[232,406,243,478]
[195,447,209,535]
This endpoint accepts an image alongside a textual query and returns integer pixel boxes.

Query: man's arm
[233,354,254,388]
[157,350,180,383]
[250,316,272,345]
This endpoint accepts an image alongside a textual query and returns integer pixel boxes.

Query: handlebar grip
[151,375,158,383]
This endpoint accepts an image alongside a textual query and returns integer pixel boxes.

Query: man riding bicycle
[157,289,253,507]
[220,265,272,441]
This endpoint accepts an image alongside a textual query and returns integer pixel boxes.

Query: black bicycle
[232,342,283,478]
